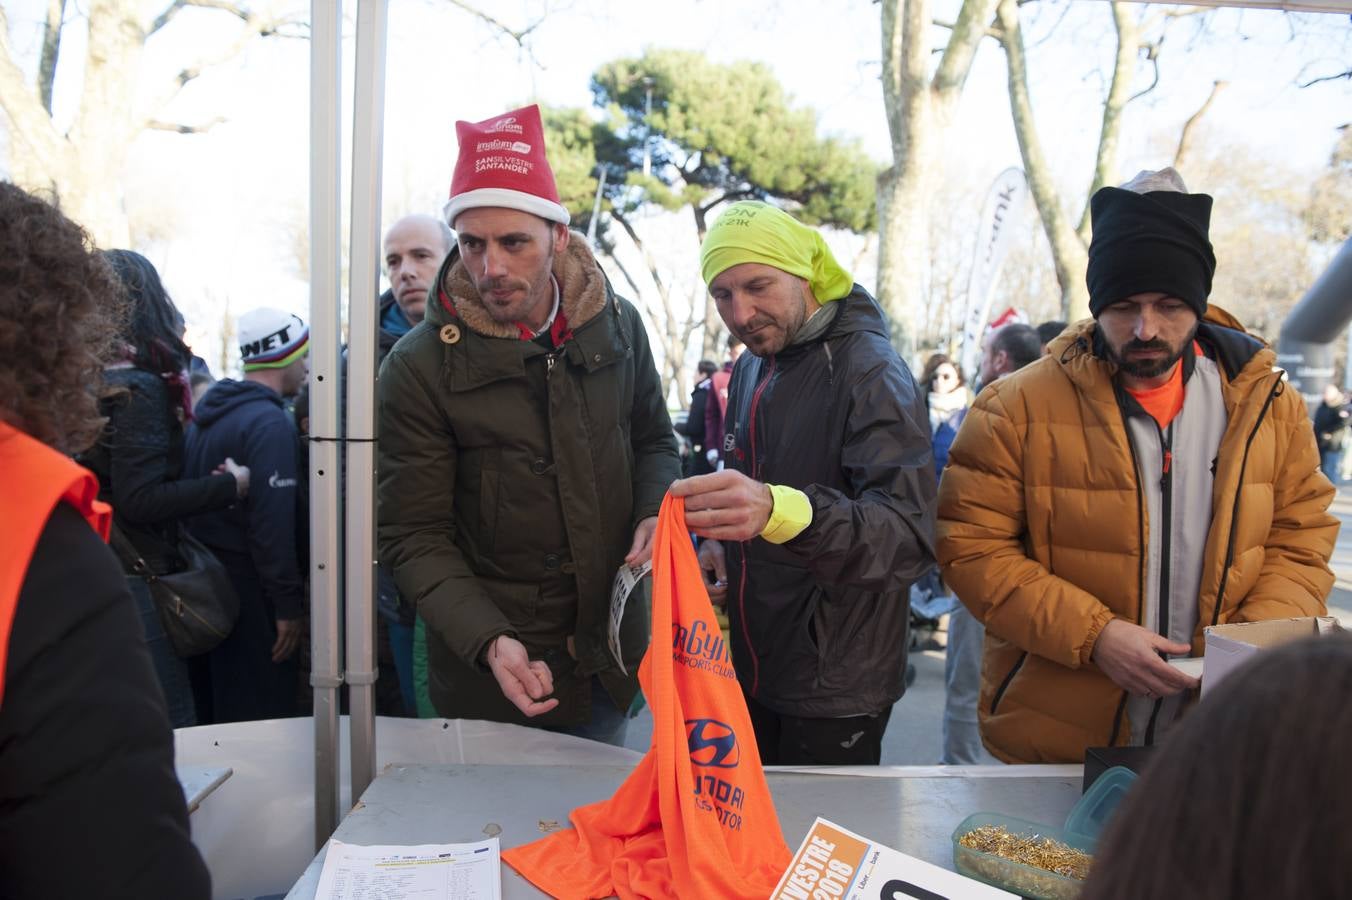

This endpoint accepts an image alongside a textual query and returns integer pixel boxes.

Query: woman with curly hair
[80,249,250,727]
[0,182,210,897]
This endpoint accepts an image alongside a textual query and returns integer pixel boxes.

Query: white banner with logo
[958,169,1028,380]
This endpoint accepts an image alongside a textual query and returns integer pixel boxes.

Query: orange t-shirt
[1125,341,1202,430]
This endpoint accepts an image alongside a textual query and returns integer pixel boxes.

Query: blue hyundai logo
[686,718,740,768]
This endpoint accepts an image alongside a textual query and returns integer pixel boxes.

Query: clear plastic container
[952,812,1093,900]
[1064,766,1137,844]
[951,767,1137,899]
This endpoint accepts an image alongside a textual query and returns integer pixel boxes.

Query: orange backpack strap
[0,421,111,708]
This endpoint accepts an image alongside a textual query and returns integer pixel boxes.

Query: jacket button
[439,323,461,345]
[544,554,560,571]
[531,458,548,475]
[593,353,602,363]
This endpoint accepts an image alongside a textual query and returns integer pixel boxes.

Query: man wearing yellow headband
[671,202,938,765]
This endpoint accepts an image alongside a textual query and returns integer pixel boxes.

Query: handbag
[109,523,241,658]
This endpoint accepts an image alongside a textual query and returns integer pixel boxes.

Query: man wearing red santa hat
[377,105,679,744]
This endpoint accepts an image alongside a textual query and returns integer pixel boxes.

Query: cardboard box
[1201,616,1343,697]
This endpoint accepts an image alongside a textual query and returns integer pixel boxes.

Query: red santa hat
[444,104,570,228]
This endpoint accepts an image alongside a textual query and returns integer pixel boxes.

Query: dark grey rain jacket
[721,285,937,718]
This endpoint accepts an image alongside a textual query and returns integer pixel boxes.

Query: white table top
[286,763,1082,899]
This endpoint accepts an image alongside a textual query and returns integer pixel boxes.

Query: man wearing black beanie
[934,168,1337,764]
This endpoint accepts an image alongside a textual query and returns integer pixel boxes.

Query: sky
[1,0,1349,377]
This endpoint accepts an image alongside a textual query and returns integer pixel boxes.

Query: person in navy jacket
[185,307,308,723]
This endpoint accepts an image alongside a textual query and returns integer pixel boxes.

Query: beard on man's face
[1107,325,1198,379]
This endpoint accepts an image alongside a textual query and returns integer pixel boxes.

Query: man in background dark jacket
[185,307,309,723]
[703,335,744,468]
[1314,383,1349,483]
[672,202,937,765]
[681,359,718,476]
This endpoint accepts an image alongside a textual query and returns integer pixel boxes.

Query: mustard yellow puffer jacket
[936,308,1337,763]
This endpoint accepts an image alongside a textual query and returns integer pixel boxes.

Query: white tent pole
[308,0,345,851]
[345,0,388,806]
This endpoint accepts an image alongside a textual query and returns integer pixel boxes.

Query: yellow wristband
[760,484,813,544]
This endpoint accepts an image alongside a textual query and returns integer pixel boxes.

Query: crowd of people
[1,101,1347,897]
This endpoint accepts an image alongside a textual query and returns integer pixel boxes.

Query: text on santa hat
[475,156,535,176]
[476,140,532,155]
[487,116,524,135]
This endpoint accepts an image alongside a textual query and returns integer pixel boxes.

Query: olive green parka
[377,236,680,726]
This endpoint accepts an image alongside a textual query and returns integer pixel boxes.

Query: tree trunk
[613,212,689,406]
[1173,80,1226,172]
[877,0,996,354]
[876,0,934,354]
[0,5,74,196]
[1076,1,1140,242]
[38,0,67,113]
[691,204,725,361]
[996,0,1090,321]
[60,0,145,246]
[1,2,284,248]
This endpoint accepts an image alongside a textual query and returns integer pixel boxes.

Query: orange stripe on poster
[772,820,870,900]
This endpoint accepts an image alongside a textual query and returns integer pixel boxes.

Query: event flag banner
[958,168,1028,381]
[771,819,1017,900]
[503,495,792,898]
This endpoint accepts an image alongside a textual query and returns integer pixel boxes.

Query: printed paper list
[315,839,501,900]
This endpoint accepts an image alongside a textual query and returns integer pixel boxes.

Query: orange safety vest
[0,421,111,708]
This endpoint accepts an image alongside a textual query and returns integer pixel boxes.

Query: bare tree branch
[995,0,1090,319]
[149,0,252,35]
[1026,0,1074,50]
[1300,68,1352,89]
[444,0,546,48]
[149,1,188,34]
[1076,1,1139,240]
[0,4,73,186]
[597,238,645,300]
[611,211,670,296]
[1160,5,1211,19]
[1126,40,1162,105]
[144,5,307,128]
[1173,80,1226,171]
[147,116,228,133]
[611,209,693,396]
[933,0,998,100]
[38,0,67,113]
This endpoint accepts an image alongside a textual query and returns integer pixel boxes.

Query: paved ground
[624,487,1352,763]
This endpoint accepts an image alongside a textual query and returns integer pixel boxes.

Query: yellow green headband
[699,201,853,302]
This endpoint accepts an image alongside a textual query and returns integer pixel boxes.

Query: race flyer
[770,818,1015,900]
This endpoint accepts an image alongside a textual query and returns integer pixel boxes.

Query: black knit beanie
[1086,186,1216,318]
